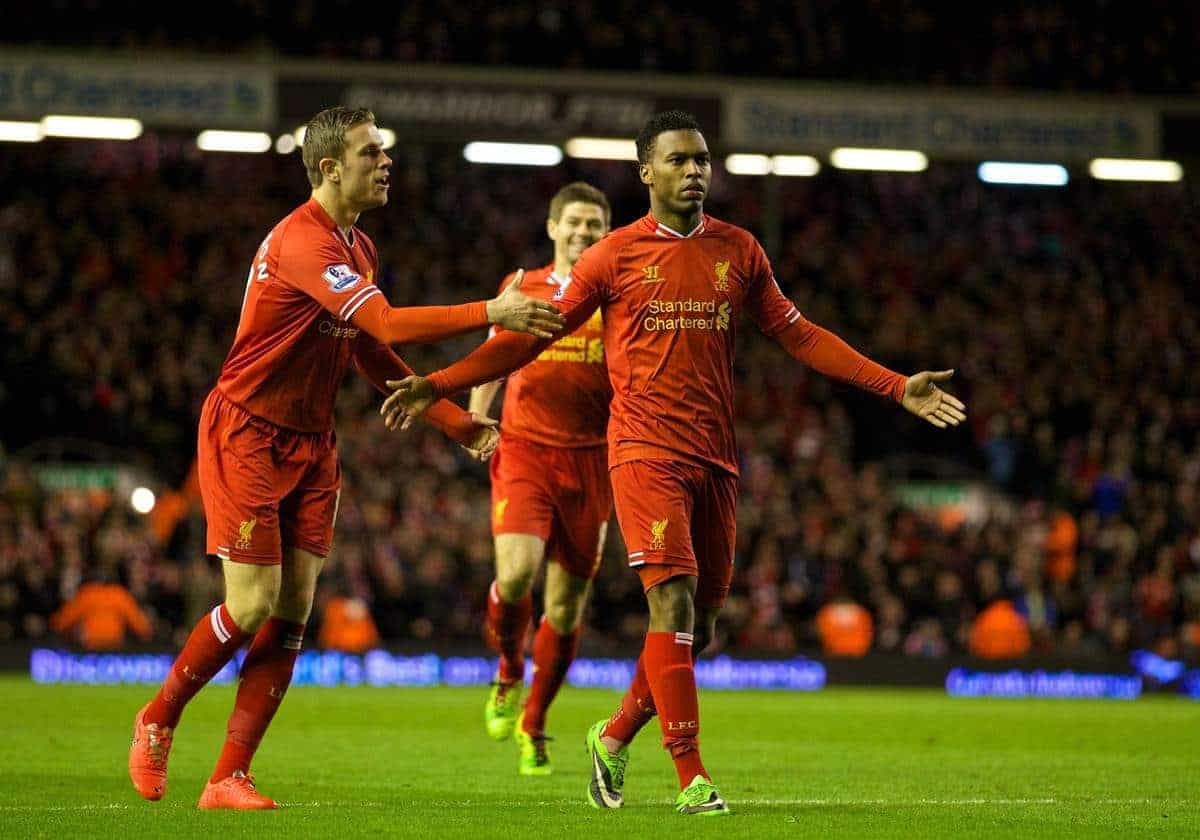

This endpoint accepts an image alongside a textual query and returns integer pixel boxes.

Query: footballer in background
[468,182,614,776]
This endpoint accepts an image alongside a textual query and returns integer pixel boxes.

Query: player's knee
[495,556,537,602]
[645,576,695,632]
[225,590,275,633]
[544,596,584,634]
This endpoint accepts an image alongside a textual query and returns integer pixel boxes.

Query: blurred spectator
[816,601,873,657]
[318,594,382,654]
[969,600,1031,660]
[49,571,153,650]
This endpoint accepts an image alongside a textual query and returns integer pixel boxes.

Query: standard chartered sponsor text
[643,299,730,331]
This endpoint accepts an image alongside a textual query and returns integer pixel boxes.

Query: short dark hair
[302,106,376,188]
[635,110,702,164]
[548,181,611,226]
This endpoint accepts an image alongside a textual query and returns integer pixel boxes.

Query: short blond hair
[302,106,376,188]
[548,181,611,226]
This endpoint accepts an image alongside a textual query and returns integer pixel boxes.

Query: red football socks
[210,617,305,782]
[145,604,249,728]
[602,654,657,744]
[521,617,581,737]
[643,630,709,789]
[484,581,533,683]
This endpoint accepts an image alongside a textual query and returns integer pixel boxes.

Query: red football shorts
[489,435,613,580]
[197,389,341,565]
[610,458,738,609]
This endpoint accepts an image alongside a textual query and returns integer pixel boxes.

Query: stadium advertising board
[726,88,1160,160]
[278,75,721,141]
[0,53,275,127]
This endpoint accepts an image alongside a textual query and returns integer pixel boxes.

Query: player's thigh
[610,459,702,574]
[278,435,341,561]
[549,445,612,581]
[276,546,325,624]
[693,467,738,611]
[198,391,285,566]
[490,438,556,545]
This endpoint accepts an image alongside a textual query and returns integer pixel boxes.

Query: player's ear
[545,217,557,242]
[638,162,653,186]
[321,157,341,185]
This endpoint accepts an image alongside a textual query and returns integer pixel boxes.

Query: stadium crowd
[9,2,1200,95]
[1,139,1198,661]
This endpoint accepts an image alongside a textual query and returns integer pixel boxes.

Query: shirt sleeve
[276,231,489,345]
[353,334,479,445]
[743,240,906,402]
[426,245,612,398]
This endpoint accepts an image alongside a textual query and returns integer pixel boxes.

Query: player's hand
[901,370,967,429]
[485,268,565,339]
[461,413,499,462]
[382,376,436,430]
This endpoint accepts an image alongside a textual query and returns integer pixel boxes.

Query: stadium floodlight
[830,147,928,172]
[1088,158,1183,182]
[772,155,821,177]
[130,487,156,515]
[977,161,1069,186]
[41,115,143,140]
[378,128,396,150]
[565,137,638,161]
[196,130,272,153]
[0,120,43,142]
[725,154,773,175]
[275,133,297,154]
[463,141,563,166]
[293,125,307,146]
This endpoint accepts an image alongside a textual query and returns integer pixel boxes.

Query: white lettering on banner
[0,55,274,126]
[727,90,1160,160]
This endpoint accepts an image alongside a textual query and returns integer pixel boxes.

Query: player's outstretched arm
[354,337,501,460]
[900,369,967,429]
[349,269,565,345]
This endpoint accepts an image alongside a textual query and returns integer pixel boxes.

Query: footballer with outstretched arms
[380,111,966,816]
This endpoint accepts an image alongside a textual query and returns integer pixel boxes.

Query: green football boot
[484,678,522,741]
[585,719,628,809]
[514,712,553,776]
[674,774,731,816]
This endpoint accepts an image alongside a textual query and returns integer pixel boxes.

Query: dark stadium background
[3,3,1200,694]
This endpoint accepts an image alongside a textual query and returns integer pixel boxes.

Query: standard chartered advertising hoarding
[0,54,275,127]
[726,88,1160,160]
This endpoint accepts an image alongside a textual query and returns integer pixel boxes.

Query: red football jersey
[490,264,610,448]
[429,213,906,475]
[215,198,386,432]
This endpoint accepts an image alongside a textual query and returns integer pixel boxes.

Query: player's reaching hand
[485,268,565,339]
[901,370,967,429]
[462,412,500,461]
[382,376,436,430]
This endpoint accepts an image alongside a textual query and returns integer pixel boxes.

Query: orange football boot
[197,770,279,810]
[129,703,173,801]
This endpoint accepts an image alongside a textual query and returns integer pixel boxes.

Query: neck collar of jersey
[307,197,356,247]
[646,213,706,239]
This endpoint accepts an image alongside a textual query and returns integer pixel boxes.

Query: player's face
[547,201,608,267]
[641,129,711,218]
[338,122,392,210]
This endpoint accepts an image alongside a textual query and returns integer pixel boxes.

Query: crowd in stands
[1,137,1198,662]
[10,2,1200,95]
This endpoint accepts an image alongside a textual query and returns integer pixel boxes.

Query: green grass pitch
[0,676,1196,838]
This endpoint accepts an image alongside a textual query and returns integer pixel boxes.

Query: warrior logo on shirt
[650,518,669,550]
[713,260,731,292]
[641,265,665,284]
[322,264,361,293]
[235,517,257,550]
